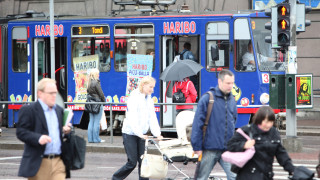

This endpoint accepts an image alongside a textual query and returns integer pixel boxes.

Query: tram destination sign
[72,25,109,36]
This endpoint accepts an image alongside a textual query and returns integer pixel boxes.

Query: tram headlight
[260,93,270,105]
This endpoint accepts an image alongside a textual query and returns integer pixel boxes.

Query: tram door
[34,38,45,99]
[33,38,67,101]
[161,36,175,128]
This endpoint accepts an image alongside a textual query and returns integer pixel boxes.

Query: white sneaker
[100,140,105,143]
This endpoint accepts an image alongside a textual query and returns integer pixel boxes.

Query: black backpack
[173,89,186,103]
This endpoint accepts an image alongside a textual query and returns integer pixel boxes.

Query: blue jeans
[112,134,148,180]
[87,106,103,143]
[196,150,236,180]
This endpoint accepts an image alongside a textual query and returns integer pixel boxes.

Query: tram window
[71,36,111,72]
[12,27,27,72]
[206,22,229,71]
[234,18,255,72]
[251,18,286,71]
[114,24,155,72]
[235,40,255,71]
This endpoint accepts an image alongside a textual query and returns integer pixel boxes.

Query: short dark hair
[183,42,191,50]
[218,69,234,81]
[252,106,275,125]
[146,49,154,55]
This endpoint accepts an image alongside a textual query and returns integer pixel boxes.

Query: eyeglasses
[42,91,57,95]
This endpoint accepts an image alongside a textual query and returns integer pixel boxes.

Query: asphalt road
[0,148,319,180]
[0,149,199,180]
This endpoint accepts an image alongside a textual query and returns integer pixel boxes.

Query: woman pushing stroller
[112,76,163,180]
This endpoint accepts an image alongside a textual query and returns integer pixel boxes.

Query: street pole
[283,0,302,152]
[286,0,297,137]
[50,0,55,80]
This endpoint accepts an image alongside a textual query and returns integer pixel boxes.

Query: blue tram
[2,10,286,132]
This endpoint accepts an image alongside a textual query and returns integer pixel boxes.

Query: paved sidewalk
[0,127,128,154]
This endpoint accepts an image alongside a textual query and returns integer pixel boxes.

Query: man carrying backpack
[191,69,237,180]
[172,77,197,115]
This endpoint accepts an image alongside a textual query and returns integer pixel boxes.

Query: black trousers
[112,133,148,180]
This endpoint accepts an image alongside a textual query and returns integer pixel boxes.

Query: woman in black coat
[227,106,295,180]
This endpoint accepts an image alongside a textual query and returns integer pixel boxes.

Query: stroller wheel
[208,176,223,180]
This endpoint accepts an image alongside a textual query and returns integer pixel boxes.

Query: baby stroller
[151,111,222,180]
[142,137,193,180]
[158,111,198,164]
[141,111,197,179]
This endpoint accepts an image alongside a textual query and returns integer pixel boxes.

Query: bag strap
[202,91,214,138]
[185,81,191,93]
[180,50,187,60]
[236,128,251,140]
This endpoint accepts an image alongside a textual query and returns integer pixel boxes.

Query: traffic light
[296,3,312,32]
[265,7,279,49]
[277,3,290,47]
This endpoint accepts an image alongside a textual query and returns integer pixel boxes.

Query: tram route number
[262,73,269,84]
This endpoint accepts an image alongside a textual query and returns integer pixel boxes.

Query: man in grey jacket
[191,69,237,180]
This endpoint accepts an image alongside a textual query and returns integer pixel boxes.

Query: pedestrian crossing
[164,160,319,180]
[209,160,319,180]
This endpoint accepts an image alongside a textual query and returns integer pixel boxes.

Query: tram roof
[8,9,267,23]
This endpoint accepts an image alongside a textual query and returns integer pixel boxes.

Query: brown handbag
[186,91,214,141]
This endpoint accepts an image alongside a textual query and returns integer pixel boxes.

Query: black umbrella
[160,60,203,82]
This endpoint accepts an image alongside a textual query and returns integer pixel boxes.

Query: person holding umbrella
[172,77,197,115]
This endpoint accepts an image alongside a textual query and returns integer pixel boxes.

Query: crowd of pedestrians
[14,57,314,179]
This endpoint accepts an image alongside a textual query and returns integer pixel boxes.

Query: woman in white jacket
[112,76,163,180]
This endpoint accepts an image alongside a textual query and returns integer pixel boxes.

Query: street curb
[279,130,320,136]
[0,142,160,154]
[0,143,24,150]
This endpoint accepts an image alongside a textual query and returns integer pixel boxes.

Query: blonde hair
[138,76,156,92]
[37,78,56,92]
[88,69,100,88]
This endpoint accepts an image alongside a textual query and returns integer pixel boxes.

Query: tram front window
[251,18,286,71]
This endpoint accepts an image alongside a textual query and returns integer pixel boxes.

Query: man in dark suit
[16,78,72,180]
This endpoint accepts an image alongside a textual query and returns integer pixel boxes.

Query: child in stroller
[155,111,222,180]
[158,111,198,163]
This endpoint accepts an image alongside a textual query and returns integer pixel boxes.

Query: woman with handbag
[86,68,106,143]
[227,106,295,180]
[172,77,197,115]
[112,76,163,180]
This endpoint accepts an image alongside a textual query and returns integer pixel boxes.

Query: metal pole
[50,0,55,79]
[109,104,113,144]
[286,0,297,137]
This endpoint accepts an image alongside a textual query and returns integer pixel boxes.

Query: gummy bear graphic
[106,96,112,103]
[120,96,126,103]
[113,95,119,103]
[10,94,15,102]
[22,94,28,102]
[16,95,22,102]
